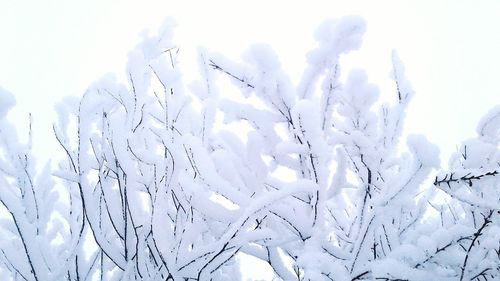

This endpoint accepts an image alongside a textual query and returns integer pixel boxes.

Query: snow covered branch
[0,16,498,281]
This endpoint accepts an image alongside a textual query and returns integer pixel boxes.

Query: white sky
[1,0,499,166]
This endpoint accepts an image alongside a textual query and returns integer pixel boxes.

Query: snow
[407,134,440,168]
[476,105,500,142]
[298,16,366,99]
[0,87,15,120]
[391,50,414,104]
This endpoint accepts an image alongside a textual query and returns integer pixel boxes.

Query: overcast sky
[1,0,499,167]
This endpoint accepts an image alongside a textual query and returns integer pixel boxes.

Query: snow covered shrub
[426,106,499,281]
[207,16,443,281]
[0,16,497,281]
[0,88,60,281]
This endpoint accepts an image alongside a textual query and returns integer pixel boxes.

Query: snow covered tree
[356,108,499,281]
[420,106,499,281]
[207,16,441,280]
[0,16,498,281]
[0,89,62,281]
[51,19,274,280]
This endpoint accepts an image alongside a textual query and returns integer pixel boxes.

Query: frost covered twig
[434,170,498,188]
